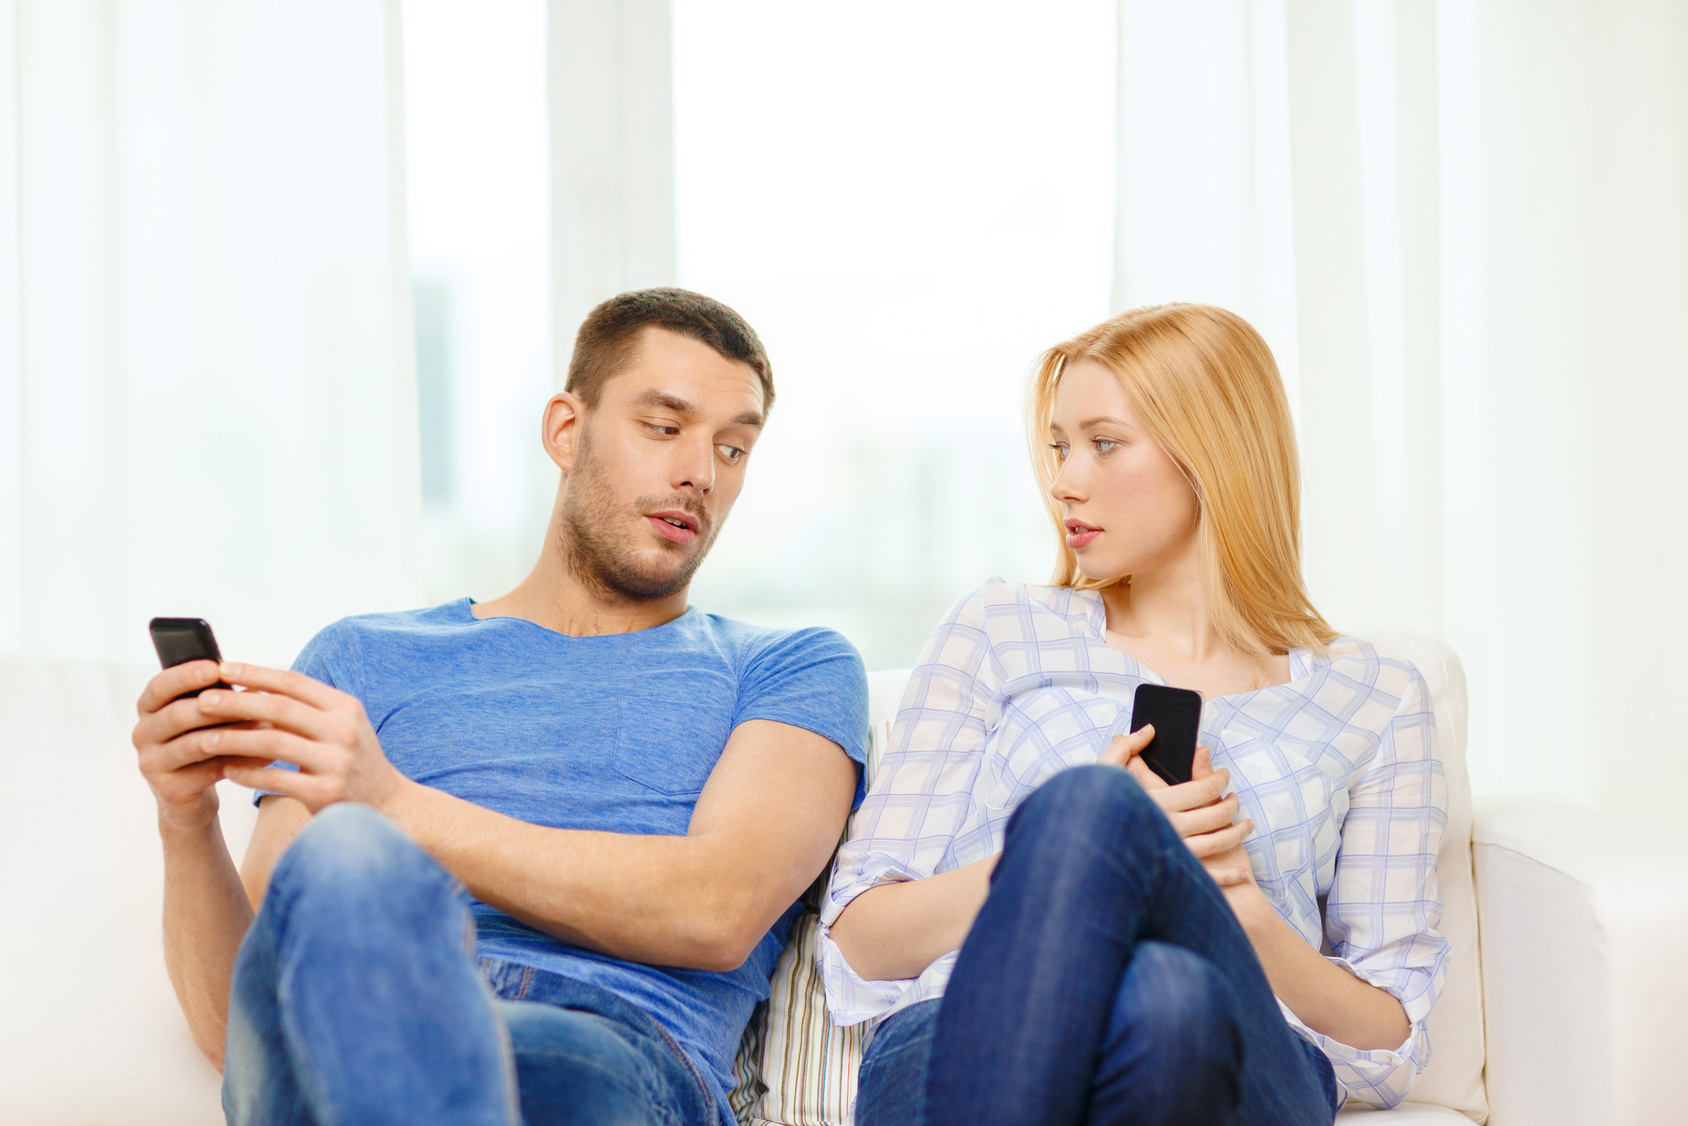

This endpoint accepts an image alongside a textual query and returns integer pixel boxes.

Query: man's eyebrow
[631,388,764,430]
[632,389,700,416]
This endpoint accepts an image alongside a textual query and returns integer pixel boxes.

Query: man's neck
[472,540,689,638]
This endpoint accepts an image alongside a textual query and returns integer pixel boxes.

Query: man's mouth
[1065,519,1101,550]
[645,510,701,546]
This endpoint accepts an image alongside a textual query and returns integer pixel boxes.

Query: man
[132,289,867,1126]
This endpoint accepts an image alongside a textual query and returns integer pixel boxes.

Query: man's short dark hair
[565,288,774,414]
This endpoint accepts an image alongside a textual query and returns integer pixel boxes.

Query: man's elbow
[685,916,765,973]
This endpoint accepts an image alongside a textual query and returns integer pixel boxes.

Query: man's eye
[646,423,680,437]
[717,444,744,462]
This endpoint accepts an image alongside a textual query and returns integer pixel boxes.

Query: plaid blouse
[818,581,1450,1109]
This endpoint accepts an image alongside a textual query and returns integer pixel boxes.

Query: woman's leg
[222,803,516,1126]
[855,1000,942,1126]
[923,765,1335,1126]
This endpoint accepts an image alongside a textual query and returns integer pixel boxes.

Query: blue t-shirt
[280,598,868,1119]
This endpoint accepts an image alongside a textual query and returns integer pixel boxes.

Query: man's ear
[541,391,587,472]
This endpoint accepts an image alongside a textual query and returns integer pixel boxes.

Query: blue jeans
[222,803,719,1126]
[855,765,1340,1126]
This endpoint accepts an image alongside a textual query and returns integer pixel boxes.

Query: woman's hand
[1100,730,1255,887]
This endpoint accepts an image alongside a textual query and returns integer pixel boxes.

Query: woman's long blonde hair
[1028,303,1335,656]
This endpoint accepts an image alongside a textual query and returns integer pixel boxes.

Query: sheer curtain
[0,0,421,670]
[1113,0,1688,805]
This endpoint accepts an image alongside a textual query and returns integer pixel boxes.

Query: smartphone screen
[1129,682,1204,785]
[149,617,229,697]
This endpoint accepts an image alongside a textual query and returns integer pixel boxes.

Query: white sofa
[1,644,1683,1125]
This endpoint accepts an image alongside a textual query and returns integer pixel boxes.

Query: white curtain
[0,0,422,670]
[1113,0,1688,806]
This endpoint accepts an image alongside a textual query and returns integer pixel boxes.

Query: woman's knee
[1010,764,1161,852]
[1109,942,1242,1064]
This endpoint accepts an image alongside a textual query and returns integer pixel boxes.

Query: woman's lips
[1066,528,1100,549]
[645,514,697,545]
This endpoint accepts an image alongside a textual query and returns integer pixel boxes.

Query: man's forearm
[160,810,255,1069]
[382,782,772,972]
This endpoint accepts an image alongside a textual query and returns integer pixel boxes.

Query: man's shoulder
[293,600,474,676]
[683,609,859,664]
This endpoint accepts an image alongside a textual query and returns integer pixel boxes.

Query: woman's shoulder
[1314,635,1428,710]
[943,578,1102,631]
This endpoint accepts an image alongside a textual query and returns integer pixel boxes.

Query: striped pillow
[728,719,892,1126]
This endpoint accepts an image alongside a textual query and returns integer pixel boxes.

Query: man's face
[556,327,766,601]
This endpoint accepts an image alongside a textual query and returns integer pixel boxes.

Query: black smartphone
[1129,682,1204,785]
[148,617,230,697]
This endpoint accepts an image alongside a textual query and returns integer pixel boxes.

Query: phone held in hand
[1129,682,1204,785]
[148,617,230,698]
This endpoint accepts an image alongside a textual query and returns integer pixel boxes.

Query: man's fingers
[1186,818,1255,858]
[221,762,332,807]
[199,726,333,773]
[217,663,348,712]
[195,687,341,742]
[136,661,222,716]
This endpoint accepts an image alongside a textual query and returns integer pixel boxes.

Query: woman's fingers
[1206,865,1253,887]
[1098,726,1155,768]
[1185,818,1255,859]
[1169,793,1240,837]
[1144,768,1229,815]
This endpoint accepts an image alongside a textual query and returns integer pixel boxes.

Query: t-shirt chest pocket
[613,689,737,797]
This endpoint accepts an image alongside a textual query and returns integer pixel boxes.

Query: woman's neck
[1097,552,1289,697]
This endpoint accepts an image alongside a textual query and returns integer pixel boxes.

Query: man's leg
[923,765,1336,1126]
[499,1000,697,1126]
[223,803,516,1126]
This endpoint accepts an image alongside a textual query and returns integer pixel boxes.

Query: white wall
[0,0,422,671]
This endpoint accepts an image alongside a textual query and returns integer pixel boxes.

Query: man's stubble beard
[559,435,719,603]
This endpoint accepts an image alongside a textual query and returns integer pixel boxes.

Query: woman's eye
[1049,443,1069,462]
[717,444,744,462]
[1093,438,1120,454]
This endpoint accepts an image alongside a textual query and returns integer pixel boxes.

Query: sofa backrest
[863,634,1487,1121]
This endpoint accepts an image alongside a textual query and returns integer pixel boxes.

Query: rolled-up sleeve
[1306,663,1450,1108]
[817,589,997,1026]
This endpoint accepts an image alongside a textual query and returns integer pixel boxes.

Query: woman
[819,304,1447,1126]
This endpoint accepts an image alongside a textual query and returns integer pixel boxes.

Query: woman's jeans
[854,765,1340,1126]
[221,803,718,1126]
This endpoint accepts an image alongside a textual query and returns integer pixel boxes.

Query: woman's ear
[541,391,586,472]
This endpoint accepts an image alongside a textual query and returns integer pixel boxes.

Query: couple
[133,289,1448,1126]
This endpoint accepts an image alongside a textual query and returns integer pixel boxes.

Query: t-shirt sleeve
[734,626,870,805]
[251,619,366,805]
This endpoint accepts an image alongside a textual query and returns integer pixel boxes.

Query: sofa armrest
[1472,797,1688,1126]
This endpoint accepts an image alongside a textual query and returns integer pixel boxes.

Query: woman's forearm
[1232,890,1411,1051]
[828,855,999,982]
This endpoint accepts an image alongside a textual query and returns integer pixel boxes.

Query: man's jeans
[854,765,1341,1126]
[222,803,718,1126]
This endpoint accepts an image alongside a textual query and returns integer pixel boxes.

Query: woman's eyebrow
[1078,415,1129,429]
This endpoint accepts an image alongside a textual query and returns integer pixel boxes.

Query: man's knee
[272,802,441,910]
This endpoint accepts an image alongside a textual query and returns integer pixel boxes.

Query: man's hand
[134,660,271,831]
[1100,729,1255,887]
[189,663,410,815]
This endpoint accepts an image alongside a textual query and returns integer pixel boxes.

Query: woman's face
[1048,359,1200,585]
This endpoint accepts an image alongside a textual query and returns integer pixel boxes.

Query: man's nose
[675,439,716,495]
